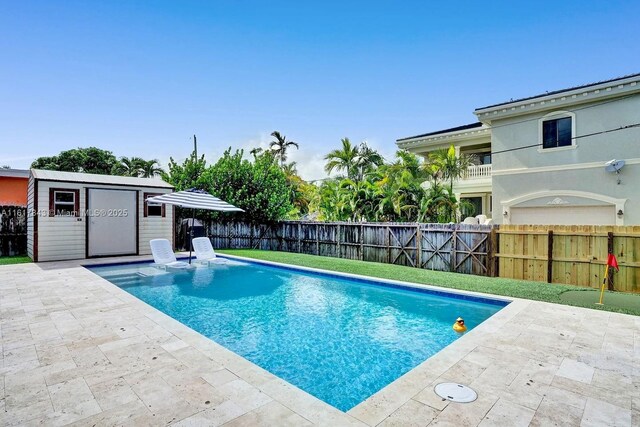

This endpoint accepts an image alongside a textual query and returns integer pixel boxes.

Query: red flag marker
[598,253,619,305]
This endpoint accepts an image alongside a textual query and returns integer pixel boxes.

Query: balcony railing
[462,164,492,180]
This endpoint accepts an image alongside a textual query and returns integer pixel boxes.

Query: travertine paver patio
[0,256,638,426]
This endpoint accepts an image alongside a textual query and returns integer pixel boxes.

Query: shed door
[88,189,137,257]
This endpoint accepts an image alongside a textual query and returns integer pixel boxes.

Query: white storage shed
[27,169,174,262]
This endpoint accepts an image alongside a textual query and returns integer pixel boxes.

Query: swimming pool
[89,258,508,411]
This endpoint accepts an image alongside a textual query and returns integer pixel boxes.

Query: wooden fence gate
[420,223,493,276]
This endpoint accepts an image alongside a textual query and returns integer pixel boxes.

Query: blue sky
[1,1,639,179]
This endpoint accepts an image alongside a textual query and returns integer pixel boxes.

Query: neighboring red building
[0,169,30,206]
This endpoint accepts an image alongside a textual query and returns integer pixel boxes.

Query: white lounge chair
[150,239,191,269]
[192,237,228,265]
[462,216,479,225]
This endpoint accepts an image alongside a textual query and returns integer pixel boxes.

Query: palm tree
[269,131,299,167]
[282,162,298,177]
[324,138,360,180]
[338,178,379,221]
[428,145,477,192]
[418,182,458,223]
[139,159,164,178]
[355,142,384,180]
[112,157,144,176]
[249,147,263,158]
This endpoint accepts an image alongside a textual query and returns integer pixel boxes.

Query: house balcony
[463,164,492,180]
[453,164,492,194]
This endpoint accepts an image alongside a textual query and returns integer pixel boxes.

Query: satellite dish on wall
[605,159,625,184]
[605,159,625,172]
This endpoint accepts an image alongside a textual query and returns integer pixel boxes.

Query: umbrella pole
[189,208,194,264]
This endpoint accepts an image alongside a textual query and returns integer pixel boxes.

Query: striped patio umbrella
[146,189,244,263]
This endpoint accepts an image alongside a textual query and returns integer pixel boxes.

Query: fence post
[386,225,391,264]
[360,223,364,260]
[336,223,341,257]
[488,227,495,277]
[416,224,422,269]
[607,231,614,290]
[547,230,554,283]
[450,225,457,272]
[298,222,302,253]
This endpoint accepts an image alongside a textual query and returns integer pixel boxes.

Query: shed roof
[31,169,174,189]
[0,168,30,178]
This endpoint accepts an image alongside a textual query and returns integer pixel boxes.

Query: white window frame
[537,110,577,153]
[144,192,165,217]
[53,190,76,216]
[146,201,163,217]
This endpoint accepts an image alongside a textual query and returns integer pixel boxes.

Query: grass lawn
[0,256,32,266]
[219,249,640,316]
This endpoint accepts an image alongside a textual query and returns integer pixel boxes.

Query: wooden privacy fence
[0,205,27,257]
[496,225,640,293]
[202,220,640,292]
[206,221,493,276]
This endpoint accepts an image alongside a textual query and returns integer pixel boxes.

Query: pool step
[99,272,149,284]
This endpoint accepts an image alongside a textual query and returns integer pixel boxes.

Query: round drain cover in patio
[434,383,477,403]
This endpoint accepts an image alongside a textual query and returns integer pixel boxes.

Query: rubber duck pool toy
[453,317,467,333]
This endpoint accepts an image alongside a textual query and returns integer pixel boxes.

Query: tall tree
[355,142,384,180]
[139,159,164,178]
[281,161,298,177]
[112,156,144,176]
[324,138,360,180]
[201,148,294,222]
[31,147,119,175]
[428,145,476,192]
[161,152,208,191]
[249,147,263,158]
[269,131,299,167]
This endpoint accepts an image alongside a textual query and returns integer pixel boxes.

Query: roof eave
[474,75,640,122]
[396,127,491,150]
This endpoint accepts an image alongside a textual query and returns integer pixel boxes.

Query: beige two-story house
[397,73,640,225]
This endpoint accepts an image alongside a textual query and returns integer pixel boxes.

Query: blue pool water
[89,259,507,411]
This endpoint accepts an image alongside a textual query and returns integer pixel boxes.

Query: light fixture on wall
[617,209,624,217]
[503,211,508,216]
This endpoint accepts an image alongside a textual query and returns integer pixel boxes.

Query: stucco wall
[0,176,28,206]
[490,93,640,224]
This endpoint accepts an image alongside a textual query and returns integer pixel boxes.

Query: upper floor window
[539,111,576,151]
[49,188,79,216]
[542,117,572,149]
